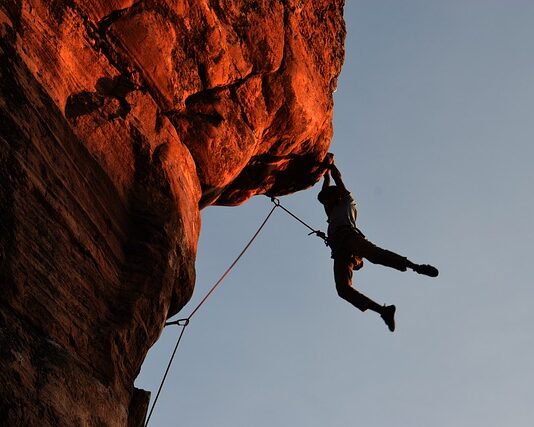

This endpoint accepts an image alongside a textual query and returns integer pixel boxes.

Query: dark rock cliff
[0,1,345,425]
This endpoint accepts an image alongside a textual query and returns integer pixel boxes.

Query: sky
[136,1,534,426]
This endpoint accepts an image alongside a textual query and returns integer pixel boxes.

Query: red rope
[144,203,278,426]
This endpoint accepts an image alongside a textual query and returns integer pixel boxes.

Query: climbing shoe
[413,264,439,277]
[380,305,396,332]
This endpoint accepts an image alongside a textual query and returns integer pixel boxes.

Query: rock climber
[317,153,438,332]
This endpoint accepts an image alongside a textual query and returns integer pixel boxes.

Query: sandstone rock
[0,0,345,425]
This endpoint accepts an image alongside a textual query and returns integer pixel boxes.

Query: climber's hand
[315,231,327,240]
[323,152,335,168]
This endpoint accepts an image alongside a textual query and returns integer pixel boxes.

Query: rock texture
[0,1,345,425]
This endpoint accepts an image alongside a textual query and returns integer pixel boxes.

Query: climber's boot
[412,264,439,277]
[380,305,396,332]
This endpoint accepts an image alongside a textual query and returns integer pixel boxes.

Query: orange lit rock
[0,0,345,425]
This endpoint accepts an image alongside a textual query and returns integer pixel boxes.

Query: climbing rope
[269,196,328,244]
[145,197,326,427]
[145,203,277,426]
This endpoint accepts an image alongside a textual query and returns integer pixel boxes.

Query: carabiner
[165,318,190,327]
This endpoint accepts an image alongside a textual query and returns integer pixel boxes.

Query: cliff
[0,1,345,425]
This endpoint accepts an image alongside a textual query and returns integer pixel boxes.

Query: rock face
[0,1,345,425]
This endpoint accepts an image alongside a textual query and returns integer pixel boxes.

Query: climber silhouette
[318,153,438,332]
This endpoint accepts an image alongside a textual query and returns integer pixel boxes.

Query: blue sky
[136,2,534,426]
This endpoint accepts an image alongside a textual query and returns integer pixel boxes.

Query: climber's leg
[333,257,382,313]
[344,232,439,277]
[345,232,409,272]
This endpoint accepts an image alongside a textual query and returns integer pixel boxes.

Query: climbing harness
[144,196,326,427]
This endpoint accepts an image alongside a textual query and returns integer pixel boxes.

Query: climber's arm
[321,152,334,189]
[329,163,349,195]
[322,169,331,189]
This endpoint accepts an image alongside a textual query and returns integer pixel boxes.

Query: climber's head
[317,185,343,207]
